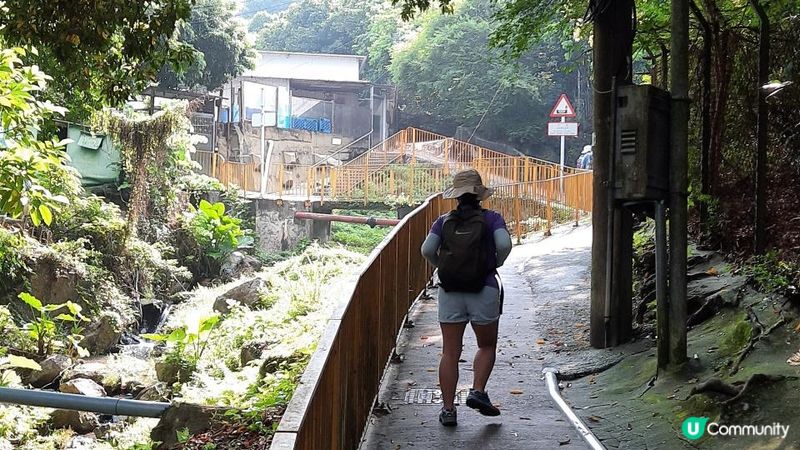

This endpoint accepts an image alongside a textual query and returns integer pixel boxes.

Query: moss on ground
[719,312,753,357]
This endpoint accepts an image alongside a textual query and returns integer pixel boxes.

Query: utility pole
[590,0,635,348]
[669,0,690,368]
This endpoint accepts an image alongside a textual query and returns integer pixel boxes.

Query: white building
[220,51,394,156]
[244,51,365,82]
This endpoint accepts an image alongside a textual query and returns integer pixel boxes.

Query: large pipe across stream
[0,387,170,418]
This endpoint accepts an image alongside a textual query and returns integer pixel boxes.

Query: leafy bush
[187,200,252,260]
[0,305,33,355]
[144,314,221,378]
[175,200,254,279]
[0,48,81,228]
[0,228,31,299]
[744,250,799,293]
[17,292,88,357]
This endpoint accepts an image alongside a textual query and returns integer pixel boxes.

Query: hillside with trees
[250,0,592,161]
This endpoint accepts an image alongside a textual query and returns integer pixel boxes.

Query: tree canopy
[390,0,581,152]
[241,0,295,17]
[158,0,255,92]
[256,0,383,55]
[0,0,197,118]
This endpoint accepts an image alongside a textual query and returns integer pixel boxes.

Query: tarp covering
[65,125,121,187]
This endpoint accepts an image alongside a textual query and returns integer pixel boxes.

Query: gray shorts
[437,286,501,325]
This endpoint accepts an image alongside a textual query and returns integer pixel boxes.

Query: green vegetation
[331,222,391,254]
[175,200,255,278]
[17,293,88,358]
[743,250,799,294]
[330,209,395,254]
[255,0,585,155]
[0,48,79,228]
[158,0,254,92]
[0,0,197,119]
[719,312,753,357]
[144,314,221,380]
[241,0,295,17]
[165,245,364,435]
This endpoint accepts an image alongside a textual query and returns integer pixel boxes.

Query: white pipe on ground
[542,368,605,450]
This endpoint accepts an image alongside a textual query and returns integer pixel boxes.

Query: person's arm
[494,228,512,268]
[421,233,441,267]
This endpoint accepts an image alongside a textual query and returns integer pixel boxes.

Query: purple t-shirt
[430,209,508,289]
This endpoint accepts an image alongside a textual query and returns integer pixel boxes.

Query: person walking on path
[420,169,513,427]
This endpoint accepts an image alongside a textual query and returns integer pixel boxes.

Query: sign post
[548,93,578,192]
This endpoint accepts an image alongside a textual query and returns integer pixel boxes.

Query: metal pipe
[293,211,399,227]
[0,387,170,418]
[655,201,670,368]
[541,369,605,450]
[603,76,618,346]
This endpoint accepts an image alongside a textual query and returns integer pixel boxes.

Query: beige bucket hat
[443,169,493,200]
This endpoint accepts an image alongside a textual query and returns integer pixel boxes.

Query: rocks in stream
[155,359,193,385]
[151,402,230,449]
[60,378,107,397]
[50,410,100,434]
[62,362,122,395]
[259,346,307,377]
[213,277,269,313]
[240,341,271,366]
[135,382,169,401]
[220,251,262,280]
[26,354,72,388]
[80,312,123,355]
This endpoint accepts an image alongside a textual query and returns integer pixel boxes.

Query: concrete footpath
[360,225,596,450]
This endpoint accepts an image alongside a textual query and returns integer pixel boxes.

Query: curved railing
[192,128,591,205]
[269,173,592,449]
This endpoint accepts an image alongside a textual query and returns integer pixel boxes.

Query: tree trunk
[750,0,769,254]
[706,0,732,196]
[690,0,713,236]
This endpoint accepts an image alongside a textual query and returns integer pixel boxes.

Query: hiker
[577,144,592,169]
[420,169,513,427]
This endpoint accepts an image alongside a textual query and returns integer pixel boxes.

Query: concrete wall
[245,52,364,82]
[333,92,372,138]
[254,199,331,252]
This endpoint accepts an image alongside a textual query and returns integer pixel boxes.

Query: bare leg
[439,322,468,409]
[471,320,499,392]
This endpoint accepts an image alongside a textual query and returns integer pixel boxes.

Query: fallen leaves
[509,389,524,395]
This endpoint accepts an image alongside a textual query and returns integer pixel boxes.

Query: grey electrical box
[613,84,671,201]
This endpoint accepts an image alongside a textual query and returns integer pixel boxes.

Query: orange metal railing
[216,154,262,192]
[191,127,590,205]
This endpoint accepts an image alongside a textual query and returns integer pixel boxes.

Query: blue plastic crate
[291,117,319,132]
[318,118,332,133]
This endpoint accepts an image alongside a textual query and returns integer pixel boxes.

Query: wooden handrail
[268,172,593,449]
[270,193,451,449]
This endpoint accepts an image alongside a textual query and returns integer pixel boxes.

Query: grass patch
[329,209,394,254]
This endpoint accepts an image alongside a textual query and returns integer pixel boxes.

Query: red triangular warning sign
[549,93,576,118]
